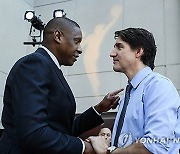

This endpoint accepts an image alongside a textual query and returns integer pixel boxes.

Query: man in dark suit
[0,17,121,154]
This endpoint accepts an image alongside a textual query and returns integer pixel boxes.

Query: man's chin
[113,66,121,72]
[65,63,74,66]
[63,61,75,66]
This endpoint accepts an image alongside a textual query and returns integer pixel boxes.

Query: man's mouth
[113,59,118,64]
[73,55,79,61]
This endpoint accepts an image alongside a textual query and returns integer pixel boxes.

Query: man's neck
[126,64,146,81]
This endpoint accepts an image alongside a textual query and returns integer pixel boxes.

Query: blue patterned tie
[113,83,133,146]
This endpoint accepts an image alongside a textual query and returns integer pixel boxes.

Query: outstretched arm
[73,89,124,136]
[94,89,124,113]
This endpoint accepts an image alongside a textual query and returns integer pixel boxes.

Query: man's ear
[54,30,63,44]
[135,48,144,58]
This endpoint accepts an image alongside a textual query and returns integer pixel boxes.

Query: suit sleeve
[73,107,104,137]
[9,54,83,154]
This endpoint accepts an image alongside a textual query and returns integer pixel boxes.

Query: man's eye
[116,46,122,50]
[114,44,122,50]
[74,39,81,44]
[117,47,122,50]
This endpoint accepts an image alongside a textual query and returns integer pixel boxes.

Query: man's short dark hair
[43,17,80,37]
[114,28,157,70]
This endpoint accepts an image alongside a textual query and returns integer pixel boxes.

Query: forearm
[20,126,83,153]
[73,107,103,136]
[111,142,151,154]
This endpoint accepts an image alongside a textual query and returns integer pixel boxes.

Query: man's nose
[77,45,82,54]
[110,49,116,57]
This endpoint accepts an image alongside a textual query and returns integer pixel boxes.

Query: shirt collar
[39,45,61,70]
[130,66,152,89]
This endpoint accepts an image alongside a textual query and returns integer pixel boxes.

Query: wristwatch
[107,146,117,154]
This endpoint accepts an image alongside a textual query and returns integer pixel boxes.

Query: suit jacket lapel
[35,48,76,111]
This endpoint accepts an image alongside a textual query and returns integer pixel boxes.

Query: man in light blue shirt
[88,28,180,154]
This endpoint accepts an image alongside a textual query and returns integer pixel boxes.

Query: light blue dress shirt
[111,66,180,154]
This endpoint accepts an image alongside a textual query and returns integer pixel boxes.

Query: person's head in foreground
[98,127,112,146]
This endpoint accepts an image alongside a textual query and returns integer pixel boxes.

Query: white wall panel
[34,0,73,7]
[164,0,180,65]
[0,73,5,128]
[166,64,180,90]
[0,72,7,97]
[24,0,34,7]
[0,0,34,126]
[0,0,34,73]
[123,0,165,67]
[75,96,103,114]
[34,0,75,25]
[66,71,121,97]
[154,65,166,76]
[75,95,120,114]
[0,97,3,129]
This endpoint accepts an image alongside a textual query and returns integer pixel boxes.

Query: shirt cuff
[92,106,101,116]
[78,137,85,154]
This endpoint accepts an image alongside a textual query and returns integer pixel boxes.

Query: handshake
[82,89,124,154]
[84,127,112,154]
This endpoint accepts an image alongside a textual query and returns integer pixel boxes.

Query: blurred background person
[98,127,112,146]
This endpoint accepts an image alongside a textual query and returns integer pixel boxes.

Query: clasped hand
[85,136,109,154]
[84,89,124,154]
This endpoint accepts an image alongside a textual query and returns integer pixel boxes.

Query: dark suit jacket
[0,48,103,154]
